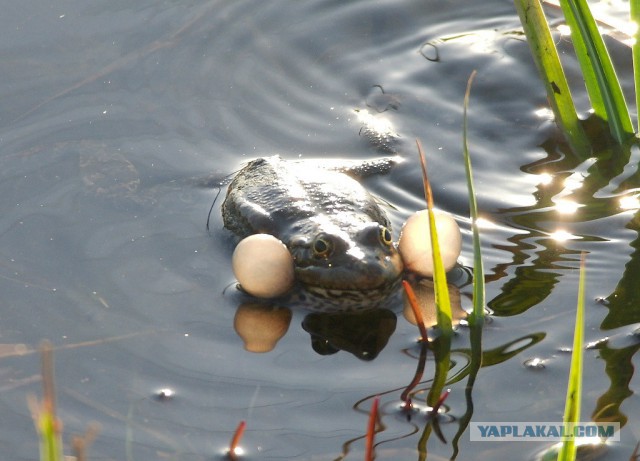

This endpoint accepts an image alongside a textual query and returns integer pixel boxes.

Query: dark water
[1,0,639,459]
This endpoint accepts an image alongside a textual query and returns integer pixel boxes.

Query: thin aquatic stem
[462,70,485,325]
[364,396,380,461]
[228,420,246,460]
[429,388,451,417]
[399,343,428,409]
[402,280,429,341]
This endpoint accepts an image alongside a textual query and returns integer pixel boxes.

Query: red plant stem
[400,342,428,408]
[228,420,246,460]
[365,396,380,461]
[430,389,451,416]
[402,280,428,341]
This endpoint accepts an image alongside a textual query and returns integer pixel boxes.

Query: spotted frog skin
[222,156,403,309]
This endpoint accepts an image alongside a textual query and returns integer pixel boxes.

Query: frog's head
[288,222,403,304]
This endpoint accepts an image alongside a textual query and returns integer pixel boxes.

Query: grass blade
[416,140,453,337]
[451,74,487,457]
[557,253,586,461]
[632,0,640,133]
[557,0,611,119]
[462,70,485,326]
[513,0,590,154]
[558,0,634,143]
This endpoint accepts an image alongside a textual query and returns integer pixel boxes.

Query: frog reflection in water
[231,277,467,357]
[233,302,397,360]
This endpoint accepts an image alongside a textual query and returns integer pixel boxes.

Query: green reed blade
[514,0,589,155]
[462,70,485,326]
[450,72,487,458]
[557,253,586,461]
[417,140,453,337]
[632,0,640,133]
[558,0,634,143]
[557,0,607,119]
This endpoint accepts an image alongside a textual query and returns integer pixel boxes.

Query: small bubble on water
[524,358,546,369]
[155,388,175,401]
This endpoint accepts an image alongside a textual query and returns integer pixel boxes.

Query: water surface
[1,1,639,460]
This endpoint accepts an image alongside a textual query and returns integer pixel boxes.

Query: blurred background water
[1,0,639,459]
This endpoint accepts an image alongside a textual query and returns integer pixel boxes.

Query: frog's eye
[380,226,393,246]
[312,236,333,258]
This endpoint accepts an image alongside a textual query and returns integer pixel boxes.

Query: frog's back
[222,156,390,241]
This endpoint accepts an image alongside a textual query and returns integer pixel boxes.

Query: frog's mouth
[295,244,403,283]
[292,279,400,312]
[293,246,404,307]
[296,277,402,311]
[303,277,401,298]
